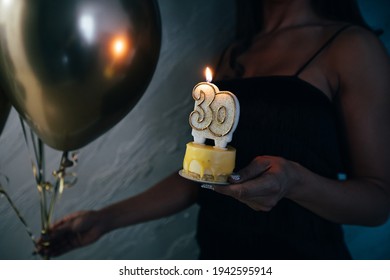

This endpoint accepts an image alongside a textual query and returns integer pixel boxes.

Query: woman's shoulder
[328,23,388,62]
[325,23,389,79]
[326,23,390,99]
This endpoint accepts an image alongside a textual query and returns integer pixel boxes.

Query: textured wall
[0,0,235,260]
[0,0,389,260]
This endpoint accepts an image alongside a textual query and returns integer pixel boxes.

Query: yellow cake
[182,142,236,183]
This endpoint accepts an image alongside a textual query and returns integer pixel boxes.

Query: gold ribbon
[19,118,78,259]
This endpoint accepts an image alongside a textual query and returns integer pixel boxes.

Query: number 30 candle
[179,67,240,184]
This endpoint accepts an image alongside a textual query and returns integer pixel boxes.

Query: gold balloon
[0,89,10,136]
[0,0,161,151]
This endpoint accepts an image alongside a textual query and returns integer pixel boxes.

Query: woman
[38,0,390,259]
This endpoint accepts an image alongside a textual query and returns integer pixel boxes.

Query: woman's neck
[262,0,320,33]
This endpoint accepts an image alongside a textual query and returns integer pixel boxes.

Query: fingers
[229,156,272,184]
[215,175,274,200]
[36,230,80,258]
[214,156,274,197]
[244,199,273,212]
[215,181,281,213]
[51,234,83,257]
[213,156,285,212]
[38,225,92,257]
[35,211,93,258]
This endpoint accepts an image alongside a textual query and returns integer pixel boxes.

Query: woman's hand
[214,156,302,211]
[36,210,105,258]
[35,173,199,258]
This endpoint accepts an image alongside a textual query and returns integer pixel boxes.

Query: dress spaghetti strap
[295,25,352,76]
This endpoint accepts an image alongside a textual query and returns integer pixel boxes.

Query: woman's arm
[99,172,199,233]
[215,27,390,226]
[294,26,390,225]
[39,172,199,257]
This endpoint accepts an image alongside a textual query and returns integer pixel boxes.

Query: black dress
[196,26,352,260]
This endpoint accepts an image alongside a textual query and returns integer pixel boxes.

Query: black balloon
[0,0,161,151]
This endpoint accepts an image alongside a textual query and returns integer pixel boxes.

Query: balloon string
[20,119,49,230]
[19,118,78,259]
[19,117,42,185]
[0,176,36,245]
[47,151,68,225]
[20,118,51,258]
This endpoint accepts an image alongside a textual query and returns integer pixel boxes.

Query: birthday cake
[180,67,240,184]
[182,142,236,183]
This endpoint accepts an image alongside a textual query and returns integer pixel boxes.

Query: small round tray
[178,170,229,186]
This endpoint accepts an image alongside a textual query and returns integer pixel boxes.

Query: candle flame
[205,67,213,83]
